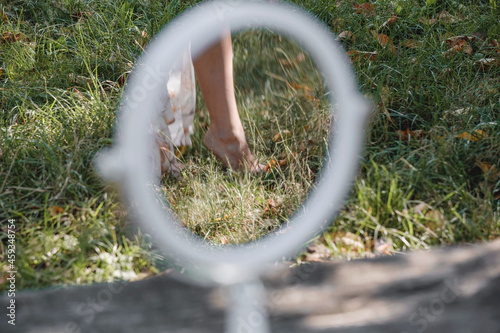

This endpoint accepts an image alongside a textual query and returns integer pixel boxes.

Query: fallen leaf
[220,236,228,245]
[444,107,471,118]
[419,17,437,25]
[443,37,468,55]
[404,39,422,49]
[412,202,429,214]
[264,158,278,172]
[380,15,399,30]
[476,161,499,182]
[278,52,306,67]
[437,11,457,23]
[370,30,396,52]
[332,18,344,33]
[1,31,31,44]
[340,232,365,250]
[425,209,446,229]
[71,11,94,21]
[137,29,149,48]
[101,80,118,93]
[476,58,498,70]
[353,3,375,16]
[272,129,291,142]
[290,82,312,92]
[337,30,354,41]
[396,128,414,141]
[267,198,276,210]
[457,129,487,142]
[48,206,65,216]
[347,50,378,62]
[265,197,278,214]
[463,45,473,54]
[117,73,128,87]
[446,35,475,44]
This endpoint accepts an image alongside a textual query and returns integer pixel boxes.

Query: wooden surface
[2,240,500,333]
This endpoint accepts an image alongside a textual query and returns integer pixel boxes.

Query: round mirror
[97,0,370,286]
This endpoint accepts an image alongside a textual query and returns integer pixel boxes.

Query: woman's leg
[193,33,264,172]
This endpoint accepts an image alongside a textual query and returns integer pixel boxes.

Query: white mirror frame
[97,0,371,286]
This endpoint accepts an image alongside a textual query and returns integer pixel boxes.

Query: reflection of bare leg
[193,33,264,172]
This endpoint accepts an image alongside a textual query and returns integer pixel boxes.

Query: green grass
[0,0,499,290]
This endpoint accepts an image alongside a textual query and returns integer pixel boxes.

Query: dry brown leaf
[117,73,128,87]
[476,161,500,182]
[413,202,429,214]
[446,35,475,44]
[476,58,498,70]
[443,37,468,55]
[437,11,457,23]
[370,30,396,52]
[101,80,118,93]
[457,129,488,142]
[425,209,445,228]
[1,31,31,44]
[404,39,422,49]
[347,50,378,62]
[71,11,94,21]
[267,198,276,209]
[380,15,399,30]
[332,18,344,33]
[419,17,437,25]
[137,29,150,47]
[264,158,278,172]
[396,128,414,141]
[290,82,312,91]
[337,31,354,41]
[463,45,473,54]
[48,206,65,216]
[278,52,306,67]
[353,3,375,16]
[272,129,291,142]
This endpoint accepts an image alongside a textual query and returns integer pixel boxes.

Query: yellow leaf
[264,158,278,172]
[457,129,487,142]
[48,206,65,216]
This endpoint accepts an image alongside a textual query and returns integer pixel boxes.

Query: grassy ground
[0,0,499,291]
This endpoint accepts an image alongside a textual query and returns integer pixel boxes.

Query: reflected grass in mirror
[161,30,332,245]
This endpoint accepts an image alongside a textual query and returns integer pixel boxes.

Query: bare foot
[156,138,181,177]
[204,128,265,173]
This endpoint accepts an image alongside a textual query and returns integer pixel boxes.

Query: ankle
[208,125,246,144]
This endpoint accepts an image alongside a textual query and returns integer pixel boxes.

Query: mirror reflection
[155,30,332,245]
